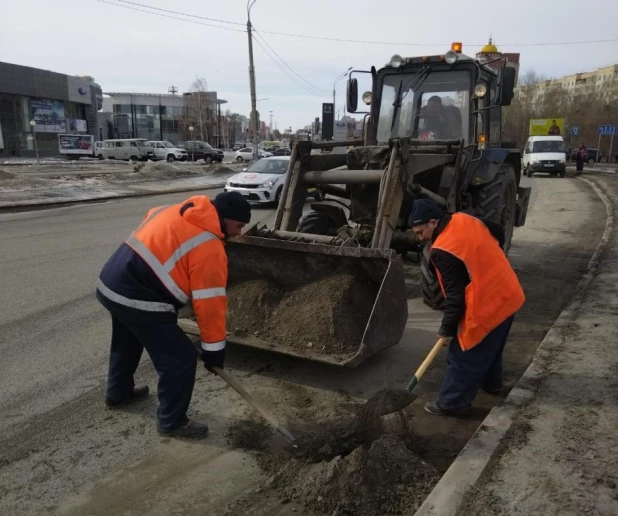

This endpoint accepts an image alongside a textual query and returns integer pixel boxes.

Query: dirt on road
[1,174,613,516]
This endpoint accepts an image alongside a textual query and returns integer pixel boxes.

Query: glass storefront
[111,103,186,143]
[0,93,90,156]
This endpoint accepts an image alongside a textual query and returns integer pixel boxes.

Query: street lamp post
[29,120,39,165]
[333,66,353,117]
[189,126,195,161]
[247,0,260,161]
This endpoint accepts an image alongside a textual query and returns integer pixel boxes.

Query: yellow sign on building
[529,118,564,136]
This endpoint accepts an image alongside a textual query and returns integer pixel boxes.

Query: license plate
[543,164,554,167]
[239,190,250,197]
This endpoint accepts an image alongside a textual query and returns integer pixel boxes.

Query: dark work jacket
[430,214,505,337]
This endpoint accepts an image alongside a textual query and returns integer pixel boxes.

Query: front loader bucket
[219,235,407,368]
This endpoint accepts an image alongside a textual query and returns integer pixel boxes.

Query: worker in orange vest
[409,199,525,416]
[96,192,251,439]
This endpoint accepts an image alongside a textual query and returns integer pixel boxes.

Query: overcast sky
[1,0,617,130]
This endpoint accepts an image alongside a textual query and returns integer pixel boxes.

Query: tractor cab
[347,43,517,149]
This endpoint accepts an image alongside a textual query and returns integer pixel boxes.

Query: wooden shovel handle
[212,367,279,429]
[414,338,447,382]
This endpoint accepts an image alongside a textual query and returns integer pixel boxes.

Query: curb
[0,182,227,213]
[414,176,614,516]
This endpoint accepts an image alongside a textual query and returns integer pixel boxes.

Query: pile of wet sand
[227,273,378,358]
[226,389,439,515]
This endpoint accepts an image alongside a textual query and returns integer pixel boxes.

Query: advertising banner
[58,134,94,155]
[529,118,564,136]
[69,119,88,132]
[31,98,66,133]
[322,103,334,140]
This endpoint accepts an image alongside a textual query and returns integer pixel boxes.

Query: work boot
[482,385,503,395]
[105,385,150,408]
[157,419,209,440]
[424,400,471,417]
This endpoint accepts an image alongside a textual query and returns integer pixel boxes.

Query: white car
[235,147,272,162]
[149,141,189,162]
[225,157,324,204]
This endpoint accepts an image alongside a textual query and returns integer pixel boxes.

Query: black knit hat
[212,191,252,223]
[408,199,444,227]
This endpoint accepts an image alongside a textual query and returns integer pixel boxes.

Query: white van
[522,136,566,178]
[101,139,155,161]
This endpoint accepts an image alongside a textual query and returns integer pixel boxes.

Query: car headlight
[559,158,566,163]
[532,159,540,164]
[262,180,275,188]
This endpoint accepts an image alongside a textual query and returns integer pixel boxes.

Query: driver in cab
[420,95,463,140]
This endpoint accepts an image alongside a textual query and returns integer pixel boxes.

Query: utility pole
[247,0,259,160]
[269,110,273,139]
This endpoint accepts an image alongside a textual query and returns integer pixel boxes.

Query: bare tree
[184,76,215,143]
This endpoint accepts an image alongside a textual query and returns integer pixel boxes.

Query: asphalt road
[0,176,608,515]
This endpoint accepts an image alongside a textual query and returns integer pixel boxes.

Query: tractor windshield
[376,70,471,144]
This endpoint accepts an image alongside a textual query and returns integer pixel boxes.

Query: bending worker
[96,192,251,439]
[409,199,525,416]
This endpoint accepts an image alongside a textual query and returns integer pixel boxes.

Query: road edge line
[414,176,614,516]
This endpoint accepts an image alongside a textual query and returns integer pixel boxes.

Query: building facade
[516,65,618,105]
[0,62,102,157]
[102,91,227,147]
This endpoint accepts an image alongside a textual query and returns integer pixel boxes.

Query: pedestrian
[575,143,586,176]
[96,192,251,439]
[409,200,525,416]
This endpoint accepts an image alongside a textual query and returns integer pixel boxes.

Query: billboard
[529,118,564,136]
[322,103,334,140]
[31,98,66,133]
[58,134,94,155]
[69,118,88,132]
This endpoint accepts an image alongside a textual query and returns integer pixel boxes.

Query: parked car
[235,147,272,162]
[224,156,323,204]
[100,139,155,161]
[232,142,245,151]
[176,141,224,163]
[270,148,292,156]
[149,141,188,162]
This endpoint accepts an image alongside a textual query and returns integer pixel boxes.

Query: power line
[95,0,618,48]
[96,0,246,32]
[116,0,245,26]
[253,30,327,94]
[251,35,323,98]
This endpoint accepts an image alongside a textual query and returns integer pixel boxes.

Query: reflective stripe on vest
[192,287,226,299]
[138,205,170,230]
[97,279,176,313]
[201,340,226,351]
[126,230,218,305]
[432,213,525,351]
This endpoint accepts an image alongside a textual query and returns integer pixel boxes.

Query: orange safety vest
[127,196,228,351]
[431,213,525,351]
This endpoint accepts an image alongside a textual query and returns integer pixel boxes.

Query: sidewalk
[416,174,618,516]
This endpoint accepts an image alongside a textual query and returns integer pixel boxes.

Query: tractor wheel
[420,244,445,310]
[476,163,517,253]
[297,211,337,235]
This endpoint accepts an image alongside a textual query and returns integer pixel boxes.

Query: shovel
[362,337,447,418]
[406,337,447,391]
[192,340,297,445]
[211,366,297,445]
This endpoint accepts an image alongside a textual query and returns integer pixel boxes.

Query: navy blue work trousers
[104,307,197,431]
[438,315,515,410]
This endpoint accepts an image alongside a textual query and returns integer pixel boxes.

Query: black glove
[201,347,226,372]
